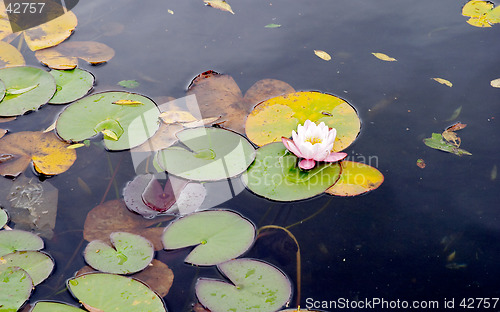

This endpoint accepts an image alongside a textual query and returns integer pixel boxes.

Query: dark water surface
[2,0,500,311]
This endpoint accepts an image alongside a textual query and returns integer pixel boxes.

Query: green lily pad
[0,266,33,312]
[32,301,85,312]
[55,91,160,151]
[0,208,7,228]
[423,133,472,156]
[325,161,384,196]
[67,273,166,312]
[245,91,360,152]
[84,232,154,274]
[0,79,5,102]
[0,251,54,286]
[157,127,256,181]
[0,66,56,117]
[196,258,292,312]
[0,229,44,257]
[242,142,342,201]
[49,69,95,104]
[118,80,140,89]
[162,210,255,266]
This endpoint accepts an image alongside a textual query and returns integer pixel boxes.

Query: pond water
[1,0,500,311]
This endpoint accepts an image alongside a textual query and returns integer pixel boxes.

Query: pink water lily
[282,120,347,170]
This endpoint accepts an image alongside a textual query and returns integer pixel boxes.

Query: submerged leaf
[446,106,462,121]
[204,0,235,14]
[372,52,397,61]
[432,77,453,87]
[423,133,472,156]
[118,80,140,89]
[314,50,332,61]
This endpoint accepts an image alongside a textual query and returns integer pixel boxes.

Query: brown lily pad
[76,259,174,297]
[83,199,174,250]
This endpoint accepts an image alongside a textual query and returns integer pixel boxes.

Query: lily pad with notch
[56,91,160,151]
[325,161,384,196]
[0,251,54,286]
[196,258,292,312]
[242,142,342,201]
[0,266,33,312]
[67,273,166,312]
[0,229,44,257]
[49,69,95,104]
[84,232,154,274]
[162,210,255,266]
[0,66,56,116]
[156,127,256,181]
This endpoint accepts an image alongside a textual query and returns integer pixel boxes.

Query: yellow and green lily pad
[0,267,33,312]
[49,69,95,104]
[0,66,56,116]
[462,0,500,27]
[325,161,384,196]
[157,127,256,181]
[242,142,341,201]
[162,210,255,266]
[0,251,54,286]
[245,91,360,151]
[56,91,160,151]
[196,258,292,312]
[84,232,154,274]
[0,229,44,257]
[67,273,166,312]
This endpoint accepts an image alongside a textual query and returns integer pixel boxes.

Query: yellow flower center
[305,137,322,145]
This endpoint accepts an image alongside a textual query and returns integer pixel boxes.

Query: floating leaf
[432,77,453,87]
[242,142,342,201]
[67,143,85,149]
[35,41,115,70]
[446,122,467,132]
[77,259,174,297]
[416,158,426,169]
[32,302,85,312]
[56,91,160,151]
[314,50,331,61]
[423,133,472,156]
[372,52,397,61]
[162,210,255,266]
[157,127,256,181]
[0,251,54,286]
[0,267,33,312]
[491,78,500,88]
[84,200,174,250]
[23,11,78,51]
[265,23,281,28]
[112,99,143,106]
[246,91,360,151]
[67,273,166,312]
[325,161,384,196]
[204,0,235,14]
[84,232,154,274]
[0,41,25,68]
[0,66,56,116]
[442,122,467,147]
[0,131,76,177]
[0,229,44,257]
[196,258,292,312]
[0,208,7,228]
[462,0,500,27]
[49,69,95,104]
[118,80,140,89]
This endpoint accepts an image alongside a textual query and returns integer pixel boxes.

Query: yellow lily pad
[245,91,360,151]
[23,11,77,51]
[325,161,384,196]
[0,41,25,68]
[462,0,500,27]
[0,131,76,177]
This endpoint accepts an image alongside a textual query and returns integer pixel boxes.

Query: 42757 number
[5,2,45,14]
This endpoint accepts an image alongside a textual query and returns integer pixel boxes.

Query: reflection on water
[1,0,499,310]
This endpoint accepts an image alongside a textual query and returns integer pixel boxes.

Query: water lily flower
[282,120,347,170]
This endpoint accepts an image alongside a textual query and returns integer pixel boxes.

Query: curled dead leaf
[432,78,453,87]
[204,0,235,14]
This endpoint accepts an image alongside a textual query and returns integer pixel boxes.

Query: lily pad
[56,91,160,151]
[0,79,5,101]
[242,142,342,201]
[0,267,33,312]
[0,66,56,116]
[325,161,384,196]
[245,91,360,151]
[162,210,255,266]
[462,0,500,27]
[0,251,54,286]
[0,229,44,257]
[67,273,166,312]
[31,302,85,312]
[0,41,25,68]
[49,69,95,104]
[84,200,174,251]
[0,131,77,177]
[196,258,292,312]
[0,208,7,228]
[157,127,256,181]
[84,232,154,274]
